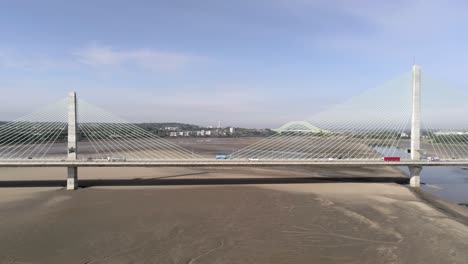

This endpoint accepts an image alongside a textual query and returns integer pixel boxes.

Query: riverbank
[410,187,468,226]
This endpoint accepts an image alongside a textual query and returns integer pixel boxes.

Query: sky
[1,0,468,128]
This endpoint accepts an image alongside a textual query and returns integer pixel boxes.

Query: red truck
[383,157,401,162]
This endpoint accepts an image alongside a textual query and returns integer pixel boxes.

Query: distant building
[169,132,177,137]
[229,127,235,134]
[164,126,179,131]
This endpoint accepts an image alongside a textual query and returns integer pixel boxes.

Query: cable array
[230,72,468,161]
[419,77,468,160]
[0,99,68,160]
[230,73,417,160]
[2,69,468,162]
[76,100,204,160]
[0,98,205,161]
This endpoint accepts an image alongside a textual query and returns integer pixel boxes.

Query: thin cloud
[74,45,201,72]
[278,0,467,51]
[334,0,463,36]
[0,50,62,71]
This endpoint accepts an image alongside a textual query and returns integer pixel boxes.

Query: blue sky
[0,0,467,128]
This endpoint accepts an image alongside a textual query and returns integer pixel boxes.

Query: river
[375,146,468,204]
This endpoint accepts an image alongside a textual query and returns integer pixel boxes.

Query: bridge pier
[67,167,78,190]
[409,166,422,187]
[67,92,78,190]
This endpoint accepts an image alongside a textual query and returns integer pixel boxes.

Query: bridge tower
[409,65,422,187]
[67,91,78,190]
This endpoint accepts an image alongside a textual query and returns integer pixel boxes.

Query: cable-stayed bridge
[2,65,468,189]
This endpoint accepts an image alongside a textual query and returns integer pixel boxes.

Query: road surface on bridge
[0,160,467,167]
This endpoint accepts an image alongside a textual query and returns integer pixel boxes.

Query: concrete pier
[410,65,422,187]
[67,167,78,190]
[409,166,422,187]
[67,92,78,190]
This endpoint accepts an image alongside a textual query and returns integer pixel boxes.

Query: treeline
[231,128,276,137]
[0,122,277,144]
[430,135,468,144]
[135,122,201,137]
[276,131,402,140]
[136,122,201,131]
[0,126,68,144]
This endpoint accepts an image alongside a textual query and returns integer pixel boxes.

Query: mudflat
[0,167,467,263]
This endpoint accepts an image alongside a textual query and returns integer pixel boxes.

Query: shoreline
[410,187,468,226]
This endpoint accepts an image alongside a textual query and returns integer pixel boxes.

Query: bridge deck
[0,160,467,167]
